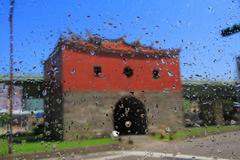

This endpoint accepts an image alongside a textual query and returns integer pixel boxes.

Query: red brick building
[44,35,183,140]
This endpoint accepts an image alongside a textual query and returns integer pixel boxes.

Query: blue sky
[0,0,240,80]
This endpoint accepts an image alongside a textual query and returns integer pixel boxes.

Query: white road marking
[84,151,230,160]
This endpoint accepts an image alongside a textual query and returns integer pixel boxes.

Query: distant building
[44,35,183,140]
[236,56,240,81]
[236,56,240,103]
[0,75,44,115]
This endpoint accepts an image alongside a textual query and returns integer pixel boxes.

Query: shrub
[32,122,45,135]
[0,113,10,127]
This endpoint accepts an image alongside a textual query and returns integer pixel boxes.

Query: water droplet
[125,121,132,128]
[140,114,145,118]
[168,71,174,77]
[71,68,76,75]
[161,59,166,65]
[112,130,119,137]
[56,98,62,104]
[90,50,95,56]
[172,84,176,89]
[42,89,47,96]
[165,127,171,133]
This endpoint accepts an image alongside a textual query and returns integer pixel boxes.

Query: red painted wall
[61,49,182,92]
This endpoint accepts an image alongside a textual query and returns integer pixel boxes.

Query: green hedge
[0,113,10,127]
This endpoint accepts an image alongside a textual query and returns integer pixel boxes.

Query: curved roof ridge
[50,32,180,58]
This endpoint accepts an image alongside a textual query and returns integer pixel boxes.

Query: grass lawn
[0,138,118,156]
[152,125,240,141]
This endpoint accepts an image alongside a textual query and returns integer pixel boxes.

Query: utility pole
[8,0,15,156]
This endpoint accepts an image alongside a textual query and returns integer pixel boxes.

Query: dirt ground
[0,126,27,135]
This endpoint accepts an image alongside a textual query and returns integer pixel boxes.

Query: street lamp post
[221,24,240,37]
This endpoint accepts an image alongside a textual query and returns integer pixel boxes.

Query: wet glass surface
[1,0,240,159]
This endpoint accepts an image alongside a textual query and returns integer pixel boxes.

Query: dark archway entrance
[113,96,147,135]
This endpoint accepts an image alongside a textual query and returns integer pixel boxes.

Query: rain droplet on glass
[168,71,174,77]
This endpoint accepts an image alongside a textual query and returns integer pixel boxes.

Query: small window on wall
[123,66,133,78]
[152,69,160,79]
[93,65,102,77]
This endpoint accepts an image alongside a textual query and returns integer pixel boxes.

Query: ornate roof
[49,33,180,59]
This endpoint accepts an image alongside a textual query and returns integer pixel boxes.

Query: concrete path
[43,151,229,160]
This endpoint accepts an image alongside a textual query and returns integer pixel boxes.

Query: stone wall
[44,83,63,140]
[62,91,183,140]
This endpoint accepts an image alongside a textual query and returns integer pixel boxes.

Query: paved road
[135,131,240,159]
[44,131,240,160]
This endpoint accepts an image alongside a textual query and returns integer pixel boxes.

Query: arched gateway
[113,96,147,135]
